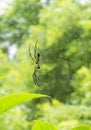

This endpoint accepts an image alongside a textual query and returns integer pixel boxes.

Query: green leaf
[71,125,91,130]
[0,93,49,114]
[32,120,58,130]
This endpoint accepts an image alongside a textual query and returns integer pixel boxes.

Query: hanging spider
[29,40,40,86]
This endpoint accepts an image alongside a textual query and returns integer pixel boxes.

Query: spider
[29,40,40,86]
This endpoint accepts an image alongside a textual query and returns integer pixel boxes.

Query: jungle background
[0,0,91,129]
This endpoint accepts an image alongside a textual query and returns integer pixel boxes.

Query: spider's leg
[32,73,36,85]
[29,43,35,62]
[32,73,39,86]
[32,65,39,86]
[34,40,38,59]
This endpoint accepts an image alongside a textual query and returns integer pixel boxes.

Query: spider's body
[36,53,40,64]
[29,41,40,86]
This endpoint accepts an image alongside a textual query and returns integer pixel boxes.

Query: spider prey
[29,40,40,86]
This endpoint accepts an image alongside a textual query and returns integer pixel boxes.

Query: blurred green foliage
[0,0,91,129]
[36,100,91,130]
